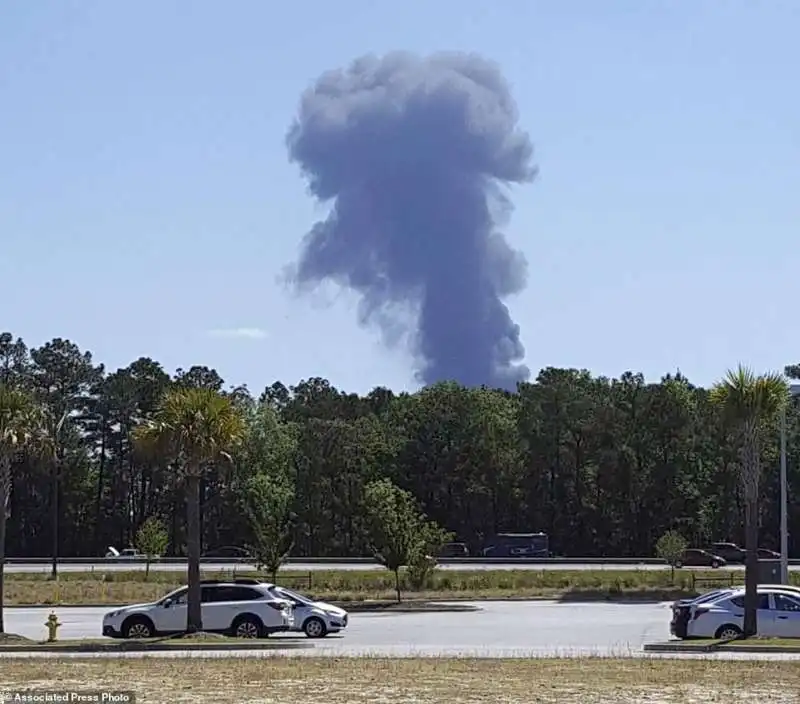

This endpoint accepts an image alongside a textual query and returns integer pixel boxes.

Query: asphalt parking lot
[5,600,672,657]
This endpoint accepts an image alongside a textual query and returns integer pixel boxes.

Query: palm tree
[0,385,40,634]
[133,387,245,633]
[710,365,787,638]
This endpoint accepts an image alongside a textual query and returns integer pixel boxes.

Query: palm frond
[132,387,245,475]
[709,364,787,426]
[0,384,41,451]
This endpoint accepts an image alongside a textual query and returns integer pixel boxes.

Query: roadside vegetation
[2,657,799,703]
[1,567,771,606]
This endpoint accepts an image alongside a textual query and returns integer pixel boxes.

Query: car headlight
[105,610,122,619]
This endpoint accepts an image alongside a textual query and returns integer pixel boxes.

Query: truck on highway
[481,532,550,558]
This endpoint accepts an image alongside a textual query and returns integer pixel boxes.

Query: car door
[683,550,700,566]
[770,594,800,637]
[155,588,188,633]
[756,593,774,634]
[200,585,230,631]
[203,585,264,631]
[725,593,772,634]
[272,586,310,625]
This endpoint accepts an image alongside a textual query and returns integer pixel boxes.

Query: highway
[3,560,776,573]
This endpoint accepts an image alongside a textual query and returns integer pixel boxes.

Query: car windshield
[694,590,730,603]
[160,587,187,604]
[272,587,314,605]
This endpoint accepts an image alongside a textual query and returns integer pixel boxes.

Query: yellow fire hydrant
[45,611,61,642]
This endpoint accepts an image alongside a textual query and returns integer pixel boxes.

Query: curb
[713,645,800,653]
[643,639,800,654]
[0,641,313,654]
[643,641,723,653]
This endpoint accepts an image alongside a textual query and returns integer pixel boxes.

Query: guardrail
[3,556,378,565]
[7,556,800,565]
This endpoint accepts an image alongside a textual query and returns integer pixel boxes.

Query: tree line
[2,332,800,562]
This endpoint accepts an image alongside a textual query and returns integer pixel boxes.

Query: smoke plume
[286,52,535,389]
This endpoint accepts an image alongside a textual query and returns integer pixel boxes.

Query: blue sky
[2,1,799,394]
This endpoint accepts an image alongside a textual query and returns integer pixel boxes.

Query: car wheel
[711,559,720,568]
[715,624,742,640]
[121,616,155,639]
[231,614,263,639]
[303,616,328,638]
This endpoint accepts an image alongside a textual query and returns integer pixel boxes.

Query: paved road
[0,601,672,657]
[6,602,800,660]
[3,561,765,573]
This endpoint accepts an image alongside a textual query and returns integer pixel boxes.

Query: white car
[267,584,348,638]
[105,547,152,560]
[102,579,294,639]
[672,586,800,639]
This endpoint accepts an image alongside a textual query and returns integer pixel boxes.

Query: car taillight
[267,602,284,611]
[693,608,708,620]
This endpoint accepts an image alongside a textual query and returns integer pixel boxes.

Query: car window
[730,595,770,610]
[207,586,263,602]
[272,587,313,605]
[201,586,218,603]
[774,594,800,612]
[166,588,187,605]
[696,590,728,603]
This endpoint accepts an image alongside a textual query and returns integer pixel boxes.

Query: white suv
[102,579,294,639]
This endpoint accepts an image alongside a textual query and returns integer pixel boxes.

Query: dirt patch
[1,657,798,703]
[168,631,229,641]
[0,633,34,644]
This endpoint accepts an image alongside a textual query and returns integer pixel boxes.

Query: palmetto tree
[133,388,245,633]
[0,385,40,634]
[710,366,787,638]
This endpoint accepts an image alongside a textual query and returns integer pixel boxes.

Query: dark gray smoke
[286,52,535,389]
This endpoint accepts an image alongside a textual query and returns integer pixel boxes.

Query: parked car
[266,584,348,638]
[202,546,252,560]
[670,588,736,612]
[708,542,746,564]
[102,578,294,639]
[671,585,800,619]
[671,586,800,639]
[673,548,726,568]
[758,548,781,559]
[105,547,150,560]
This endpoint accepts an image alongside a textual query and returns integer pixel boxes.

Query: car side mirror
[162,599,173,608]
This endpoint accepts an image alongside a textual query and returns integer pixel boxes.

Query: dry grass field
[2,656,799,703]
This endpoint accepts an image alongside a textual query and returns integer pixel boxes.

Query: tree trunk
[741,429,760,639]
[0,455,9,633]
[744,495,759,637]
[94,422,106,547]
[186,473,202,633]
[50,451,60,579]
